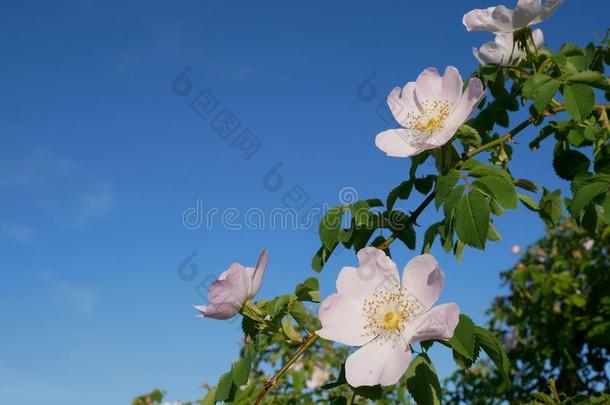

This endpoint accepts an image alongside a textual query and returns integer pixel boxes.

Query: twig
[253,333,319,405]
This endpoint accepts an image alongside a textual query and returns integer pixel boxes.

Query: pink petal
[441,66,463,106]
[532,0,563,24]
[532,28,544,49]
[463,6,516,33]
[402,254,444,311]
[208,263,251,308]
[316,293,371,346]
[403,303,460,344]
[430,77,484,147]
[512,0,543,28]
[194,302,241,320]
[387,83,419,127]
[375,128,430,158]
[249,249,268,298]
[336,247,400,298]
[475,32,524,65]
[345,337,412,387]
[414,67,444,103]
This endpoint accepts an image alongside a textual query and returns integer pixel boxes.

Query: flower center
[382,310,401,330]
[362,286,417,342]
[406,100,454,136]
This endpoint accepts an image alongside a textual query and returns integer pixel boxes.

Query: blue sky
[1,1,608,403]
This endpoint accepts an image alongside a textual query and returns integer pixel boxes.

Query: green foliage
[294,277,320,303]
[445,221,610,403]
[406,354,442,405]
[449,315,477,363]
[455,190,491,249]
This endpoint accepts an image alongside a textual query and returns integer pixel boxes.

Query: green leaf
[472,175,518,209]
[534,79,560,112]
[435,169,461,209]
[444,184,466,218]
[552,149,590,180]
[563,83,595,122]
[350,200,372,227]
[518,193,539,211]
[414,175,436,195]
[455,190,490,250]
[289,300,309,328]
[366,198,384,207]
[353,385,383,400]
[468,164,512,184]
[603,194,610,223]
[405,353,442,405]
[475,327,510,386]
[396,224,416,250]
[449,315,477,361]
[422,222,442,254]
[241,300,266,322]
[539,188,562,228]
[295,277,320,303]
[271,295,291,319]
[215,372,234,402]
[281,318,303,343]
[569,182,608,220]
[454,240,465,261]
[523,74,560,112]
[456,124,482,148]
[566,71,610,90]
[488,223,501,241]
[522,74,552,99]
[201,388,217,405]
[349,227,375,251]
[231,354,252,386]
[311,244,336,272]
[387,181,413,211]
[319,207,345,250]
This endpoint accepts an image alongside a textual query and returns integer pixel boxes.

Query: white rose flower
[194,250,268,320]
[376,66,484,158]
[474,29,544,64]
[463,0,563,34]
[316,247,459,387]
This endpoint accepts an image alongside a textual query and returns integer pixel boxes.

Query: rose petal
[442,66,463,106]
[402,254,445,311]
[512,0,543,28]
[375,128,431,157]
[463,6,515,33]
[248,249,268,298]
[403,303,460,344]
[531,0,563,24]
[208,263,251,308]
[388,83,419,127]
[463,0,561,33]
[316,293,371,346]
[415,67,444,103]
[429,77,484,147]
[345,337,412,387]
[336,247,400,300]
[475,38,515,65]
[532,28,544,49]
[194,302,241,320]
